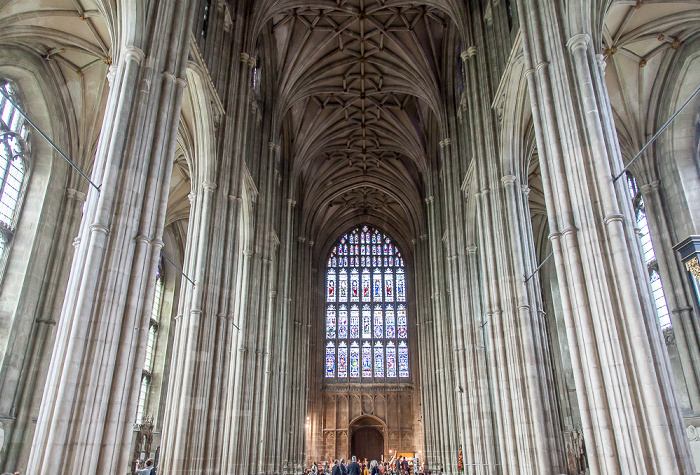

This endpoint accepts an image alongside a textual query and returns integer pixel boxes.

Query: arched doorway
[350,416,384,463]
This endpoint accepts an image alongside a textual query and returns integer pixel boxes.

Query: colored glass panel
[362,342,372,377]
[338,305,348,339]
[350,269,360,302]
[350,305,360,339]
[374,342,384,378]
[362,304,371,339]
[339,269,348,302]
[326,343,335,378]
[338,342,348,377]
[396,269,405,301]
[350,342,360,378]
[385,305,395,338]
[373,269,382,300]
[387,342,397,378]
[398,305,407,339]
[398,341,409,377]
[327,270,336,301]
[385,271,393,301]
[326,306,336,339]
[362,269,371,301]
[374,305,383,339]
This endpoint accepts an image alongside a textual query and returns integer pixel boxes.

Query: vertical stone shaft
[26,2,194,474]
[517,0,695,473]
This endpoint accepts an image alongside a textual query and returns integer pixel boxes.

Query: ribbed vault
[260,0,460,250]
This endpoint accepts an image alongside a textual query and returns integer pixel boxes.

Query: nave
[0,1,698,474]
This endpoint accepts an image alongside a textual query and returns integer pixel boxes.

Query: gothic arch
[349,414,387,461]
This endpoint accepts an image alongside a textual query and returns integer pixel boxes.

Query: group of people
[310,455,423,475]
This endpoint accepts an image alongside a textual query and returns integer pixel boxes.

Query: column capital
[123,45,145,64]
[66,188,86,202]
[501,174,517,187]
[425,196,435,205]
[567,33,591,53]
[460,46,477,61]
[202,180,217,192]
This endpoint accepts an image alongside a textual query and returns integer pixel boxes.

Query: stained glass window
[626,173,671,329]
[325,225,409,380]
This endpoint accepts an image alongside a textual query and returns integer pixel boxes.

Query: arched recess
[133,58,223,458]
[656,35,700,237]
[493,36,587,469]
[349,415,386,462]
[0,49,79,473]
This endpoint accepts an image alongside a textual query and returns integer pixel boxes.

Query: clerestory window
[627,173,670,328]
[0,81,30,282]
[325,225,409,381]
[136,261,163,424]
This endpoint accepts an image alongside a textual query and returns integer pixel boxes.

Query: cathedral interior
[0,1,700,474]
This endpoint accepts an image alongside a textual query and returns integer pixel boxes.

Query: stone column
[159,179,217,474]
[26,3,195,474]
[0,188,85,471]
[516,1,695,472]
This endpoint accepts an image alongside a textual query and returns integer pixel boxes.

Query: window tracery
[325,225,408,380]
[0,81,29,282]
[627,173,671,328]
[136,261,163,424]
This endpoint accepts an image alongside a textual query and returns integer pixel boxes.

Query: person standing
[348,456,362,475]
[332,460,341,475]
[135,458,155,474]
[341,458,349,475]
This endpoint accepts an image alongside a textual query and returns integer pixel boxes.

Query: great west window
[325,226,408,381]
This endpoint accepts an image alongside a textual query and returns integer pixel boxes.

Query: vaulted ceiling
[603,1,700,174]
[259,1,459,249]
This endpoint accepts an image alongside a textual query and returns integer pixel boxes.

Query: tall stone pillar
[516,1,695,472]
[26,2,195,474]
